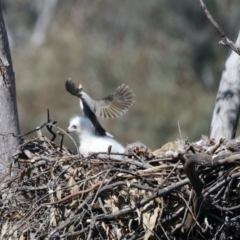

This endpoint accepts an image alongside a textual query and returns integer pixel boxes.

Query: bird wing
[66,79,134,119]
[84,84,134,119]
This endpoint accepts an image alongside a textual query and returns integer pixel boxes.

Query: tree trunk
[210,31,240,140]
[0,3,21,178]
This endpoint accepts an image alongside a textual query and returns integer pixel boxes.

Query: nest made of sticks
[1,120,240,240]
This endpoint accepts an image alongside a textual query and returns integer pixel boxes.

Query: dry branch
[198,0,240,55]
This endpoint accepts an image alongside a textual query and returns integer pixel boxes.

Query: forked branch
[198,0,240,55]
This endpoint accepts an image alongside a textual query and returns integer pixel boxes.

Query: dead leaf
[49,207,57,227]
[0,221,8,238]
[142,201,159,240]
[101,222,110,239]
[19,234,25,240]
[49,166,55,179]
[56,184,62,200]
[49,207,62,227]
[111,196,119,213]
[68,176,79,206]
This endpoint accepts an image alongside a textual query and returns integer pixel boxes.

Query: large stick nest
[1,121,240,240]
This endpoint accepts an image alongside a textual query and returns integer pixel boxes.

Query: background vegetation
[2,0,240,151]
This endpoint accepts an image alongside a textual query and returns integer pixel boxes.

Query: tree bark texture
[0,4,21,177]
[210,31,240,140]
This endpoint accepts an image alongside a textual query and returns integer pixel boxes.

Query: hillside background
[3,0,240,151]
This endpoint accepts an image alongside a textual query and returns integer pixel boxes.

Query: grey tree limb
[198,0,240,55]
[210,31,240,140]
[0,3,21,177]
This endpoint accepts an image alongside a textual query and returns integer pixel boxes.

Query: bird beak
[66,129,70,133]
[78,83,82,90]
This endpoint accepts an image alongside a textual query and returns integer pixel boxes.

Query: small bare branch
[198,0,240,55]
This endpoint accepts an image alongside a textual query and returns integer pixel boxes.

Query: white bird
[67,116,125,156]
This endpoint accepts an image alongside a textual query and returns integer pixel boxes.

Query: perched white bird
[67,116,125,156]
[65,79,134,137]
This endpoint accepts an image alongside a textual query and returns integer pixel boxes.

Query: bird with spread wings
[65,79,134,137]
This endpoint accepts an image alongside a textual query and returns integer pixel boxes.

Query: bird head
[67,116,81,133]
[67,116,93,134]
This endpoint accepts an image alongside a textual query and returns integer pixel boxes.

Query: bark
[210,31,240,140]
[0,3,21,177]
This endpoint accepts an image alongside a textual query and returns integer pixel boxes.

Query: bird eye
[72,125,77,129]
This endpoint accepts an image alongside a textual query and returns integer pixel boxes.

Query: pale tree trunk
[210,31,240,140]
[0,3,21,178]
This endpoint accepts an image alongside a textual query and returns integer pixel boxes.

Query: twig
[86,216,97,240]
[172,191,193,233]
[159,223,170,240]
[46,109,57,141]
[203,172,240,197]
[57,131,64,152]
[198,0,240,55]
[90,170,111,206]
[96,153,153,169]
[47,123,80,158]
[156,160,181,190]
[42,179,113,206]
[178,192,204,231]
[208,138,224,154]
[178,120,183,142]
[214,203,240,211]
[95,178,189,221]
